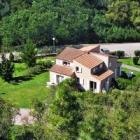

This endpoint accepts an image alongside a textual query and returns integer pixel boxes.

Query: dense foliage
[0,0,140,50]
[0,98,16,140]
[1,78,140,139]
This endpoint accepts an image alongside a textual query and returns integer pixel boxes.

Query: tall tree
[21,39,37,67]
[0,54,14,81]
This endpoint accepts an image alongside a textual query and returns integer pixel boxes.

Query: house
[48,45,121,93]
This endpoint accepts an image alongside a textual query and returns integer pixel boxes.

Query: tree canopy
[0,0,140,50]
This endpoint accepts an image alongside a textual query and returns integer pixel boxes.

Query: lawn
[119,58,140,68]
[0,58,53,108]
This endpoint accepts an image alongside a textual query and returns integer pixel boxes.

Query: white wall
[73,61,101,93]
[50,71,70,85]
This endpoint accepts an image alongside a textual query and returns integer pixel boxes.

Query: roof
[56,47,85,62]
[80,44,100,52]
[74,53,103,69]
[93,70,114,81]
[50,65,74,77]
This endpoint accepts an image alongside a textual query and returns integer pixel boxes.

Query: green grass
[0,57,53,108]
[122,67,140,76]
[119,58,140,68]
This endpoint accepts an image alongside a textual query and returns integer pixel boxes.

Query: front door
[57,75,64,83]
[90,81,94,91]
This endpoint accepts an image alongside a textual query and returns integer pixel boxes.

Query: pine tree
[0,54,14,81]
[21,39,37,67]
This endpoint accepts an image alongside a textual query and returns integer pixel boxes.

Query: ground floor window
[90,81,97,91]
[77,78,80,83]
[57,75,64,83]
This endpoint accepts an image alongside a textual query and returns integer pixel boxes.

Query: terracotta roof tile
[50,65,74,77]
[93,70,114,81]
[74,53,103,68]
[80,44,100,52]
[56,47,85,62]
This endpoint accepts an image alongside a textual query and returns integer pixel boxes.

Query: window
[99,64,103,69]
[63,61,70,66]
[76,67,79,72]
[76,66,82,73]
[77,78,80,83]
[93,82,97,89]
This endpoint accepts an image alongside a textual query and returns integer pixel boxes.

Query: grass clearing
[0,57,53,108]
[119,58,140,68]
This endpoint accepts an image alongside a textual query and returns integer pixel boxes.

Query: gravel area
[100,43,140,57]
[14,108,34,125]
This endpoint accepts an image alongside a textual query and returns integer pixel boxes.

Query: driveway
[100,43,140,57]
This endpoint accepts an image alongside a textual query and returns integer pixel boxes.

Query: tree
[134,50,140,57]
[21,39,37,67]
[133,57,139,65]
[106,0,140,29]
[9,52,14,62]
[0,54,14,81]
[0,98,16,140]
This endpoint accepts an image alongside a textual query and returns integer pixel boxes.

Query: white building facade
[49,45,121,93]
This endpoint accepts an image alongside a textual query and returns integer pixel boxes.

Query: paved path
[14,108,35,125]
[122,64,140,72]
[100,43,140,57]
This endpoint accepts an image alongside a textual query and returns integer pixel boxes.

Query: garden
[0,58,54,108]
[0,40,55,108]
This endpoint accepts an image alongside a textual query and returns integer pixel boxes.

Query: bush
[134,50,140,57]
[38,60,53,69]
[9,52,14,62]
[133,57,139,65]
[116,50,125,58]
[109,51,116,56]
[43,60,53,69]
[116,78,131,90]
[109,50,125,58]
[26,65,42,76]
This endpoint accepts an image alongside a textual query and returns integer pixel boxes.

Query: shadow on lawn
[11,69,48,85]
[11,75,33,85]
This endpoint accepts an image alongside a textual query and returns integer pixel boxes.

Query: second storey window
[63,61,70,66]
[76,67,79,72]
[76,66,82,73]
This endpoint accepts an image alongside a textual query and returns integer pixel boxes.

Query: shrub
[38,60,53,69]
[134,50,140,57]
[133,57,139,65]
[43,60,53,69]
[26,65,42,76]
[9,52,14,62]
[116,78,131,90]
[21,39,37,67]
[116,50,125,58]
[0,55,14,81]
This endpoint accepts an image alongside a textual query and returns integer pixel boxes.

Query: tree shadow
[11,75,33,85]
[10,69,48,85]
[0,92,6,95]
